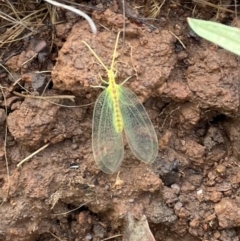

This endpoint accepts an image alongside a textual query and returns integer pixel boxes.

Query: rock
[7,98,60,149]
[147,201,177,225]
[178,103,200,129]
[187,49,239,114]
[183,139,205,166]
[123,213,156,241]
[203,126,224,151]
[224,119,240,159]
[208,191,222,203]
[93,224,106,238]
[215,198,240,228]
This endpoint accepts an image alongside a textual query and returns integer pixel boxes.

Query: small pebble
[93,224,106,238]
[190,219,199,228]
[34,39,47,53]
[85,233,92,241]
[171,183,180,194]
[213,231,221,239]
[209,191,222,202]
[71,143,79,150]
[31,73,47,93]
[216,164,226,175]
[174,201,182,211]
[197,189,203,195]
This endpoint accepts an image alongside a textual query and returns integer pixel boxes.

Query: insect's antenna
[111,31,121,70]
[121,0,126,53]
[83,41,109,72]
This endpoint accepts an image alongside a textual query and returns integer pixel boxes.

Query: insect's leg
[90,85,106,89]
[90,74,108,89]
[120,76,132,86]
[99,74,108,85]
[113,68,118,78]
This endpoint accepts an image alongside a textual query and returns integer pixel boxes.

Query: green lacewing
[83,32,158,174]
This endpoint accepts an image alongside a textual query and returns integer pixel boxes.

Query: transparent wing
[119,86,158,164]
[92,89,124,174]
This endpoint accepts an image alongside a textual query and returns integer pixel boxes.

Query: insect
[83,31,158,174]
[188,17,240,56]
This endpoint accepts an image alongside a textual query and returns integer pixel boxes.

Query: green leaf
[187,17,240,56]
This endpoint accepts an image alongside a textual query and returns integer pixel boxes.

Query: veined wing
[119,86,158,164]
[92,89,124,174]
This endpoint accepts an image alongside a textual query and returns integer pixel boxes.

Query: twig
[193,0,236,14]
[101,234,123,241]
[0,63,15,82]
[21,53,38,66]
[44,0,97,34]
[45,100,94,108]
[17,143,50,168]
[161,106,180,129]
[13,91,75,101]
[13,91,94,107]
[49,232,64,241]
[169,30,186,49]
[0,86,10,201]
[53,201,91,216]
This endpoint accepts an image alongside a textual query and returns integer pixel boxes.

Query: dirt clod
[215,198,240,228]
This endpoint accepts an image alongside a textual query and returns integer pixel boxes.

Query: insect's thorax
[107,70,123,133]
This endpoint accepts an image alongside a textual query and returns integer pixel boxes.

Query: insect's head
[107,69,116,83]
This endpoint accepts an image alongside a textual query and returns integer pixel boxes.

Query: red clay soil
[1,1,240,241]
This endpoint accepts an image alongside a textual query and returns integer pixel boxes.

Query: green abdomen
[113,104,123,133]
[108,85,123,133]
